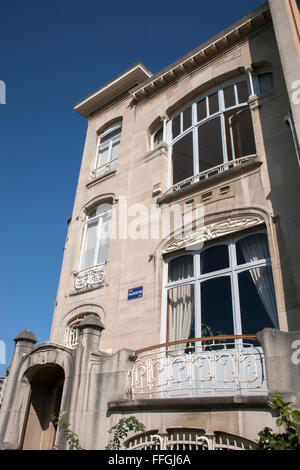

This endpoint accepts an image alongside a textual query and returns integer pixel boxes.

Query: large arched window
[167,78,256,186]
[164,231,279,345]
[80,202,112,270]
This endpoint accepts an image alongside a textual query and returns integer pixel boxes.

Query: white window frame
[79,203,112,270]
[166,77,254,188]
[161,229,276,345]
[92,122,122,179]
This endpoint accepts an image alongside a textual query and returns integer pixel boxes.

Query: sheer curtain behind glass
[239,234,279,329]
[167,256,194,348]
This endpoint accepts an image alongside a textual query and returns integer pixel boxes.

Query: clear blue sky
[0,0,265,376]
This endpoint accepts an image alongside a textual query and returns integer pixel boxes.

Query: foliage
[105,416,146,450]
[255,392,300,450]
[51,411,83,450]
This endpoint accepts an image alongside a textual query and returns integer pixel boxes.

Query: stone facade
[1,0,300,450]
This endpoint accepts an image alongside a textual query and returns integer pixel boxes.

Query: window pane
[201,245,229,274]
[231,108,256,158]
[96,203,112,216]
[172,132,194,184]
[236,80,249,103]
[100,127,121,144]
[258,73,273,95]
[168,255,194,282]
[236,233,270,265]
[197,99,207,121]
[111,140,120,161]
[208,92,219,114]
[172,115,181,139]
[154,127,163,147]
[238,267,279,333]
[198,117,223,172]
[223,85,236,108]
[82,221,98,268]
[200,276,234,337]
[182,107,192,131]
[98,145,110,165]
[167,284,195,343]
[97,212,111,265]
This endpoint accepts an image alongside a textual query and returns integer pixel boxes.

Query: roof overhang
[74,63,152,118]
[130,3,271,101]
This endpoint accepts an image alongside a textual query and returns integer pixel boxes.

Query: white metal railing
[0,377,6,406]
[73,263,106,291]
[91,158,118,180]
[130,335,267,399]
[125,430,255,450]
[165,155,257,196]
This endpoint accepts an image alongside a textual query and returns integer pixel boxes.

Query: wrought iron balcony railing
[129,335,267,399]
[91,158,118,180]
[164,155,257,196]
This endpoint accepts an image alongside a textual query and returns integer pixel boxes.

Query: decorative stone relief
[163,214,265,254]
[74,263,106,291]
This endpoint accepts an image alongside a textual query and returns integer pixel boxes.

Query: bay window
[168,78,256,186]
[164,231,279,346]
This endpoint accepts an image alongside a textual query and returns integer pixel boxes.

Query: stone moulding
[73,263,106,291]
[163,214,265,254]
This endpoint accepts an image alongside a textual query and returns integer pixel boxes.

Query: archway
[22,364,64,450]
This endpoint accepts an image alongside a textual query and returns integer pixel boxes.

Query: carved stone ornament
[74,264,106,291]
[163,214,265,254]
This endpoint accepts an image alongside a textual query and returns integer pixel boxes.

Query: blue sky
[0,0,265,376]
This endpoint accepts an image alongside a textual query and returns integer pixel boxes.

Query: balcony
[129,335,267,399]
[91,158,118,181]
[158,155,260,204]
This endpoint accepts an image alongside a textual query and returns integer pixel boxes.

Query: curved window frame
[92,121,122,180]
[166,77,256,188]
[161,229,278,345]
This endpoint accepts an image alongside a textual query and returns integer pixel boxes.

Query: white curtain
[239,234,279,329]
[168,284,194,350]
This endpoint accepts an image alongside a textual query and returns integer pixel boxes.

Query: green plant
[105,416,146,450]
[51,411,83,450]
[255,391,300,450]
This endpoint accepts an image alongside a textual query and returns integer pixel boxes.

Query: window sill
[86,169,117,188]
[108,394,269,411]
[157,155,261,205]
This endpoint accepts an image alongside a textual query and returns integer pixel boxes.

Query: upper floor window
[80,203,112,270]
[256,72,274,95]
[92,122,122,179]
[164,231,279,346]
[168,78,256,186]
[151,125,164,149]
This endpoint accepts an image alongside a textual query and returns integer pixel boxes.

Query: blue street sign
[128,286,143,300]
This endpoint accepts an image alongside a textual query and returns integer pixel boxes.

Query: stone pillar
[257,328,300,408]
[77,314,105,354]
[0,330,37,449]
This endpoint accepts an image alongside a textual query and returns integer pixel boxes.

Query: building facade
[1,0,300,450]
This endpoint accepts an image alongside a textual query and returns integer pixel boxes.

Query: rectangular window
[172,132,194,184]
[198,117,223,171]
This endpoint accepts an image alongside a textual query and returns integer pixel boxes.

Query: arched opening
[22,364,64,450]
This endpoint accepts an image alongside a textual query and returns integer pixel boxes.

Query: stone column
[257,328,300,408]
[0,330,37,449]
